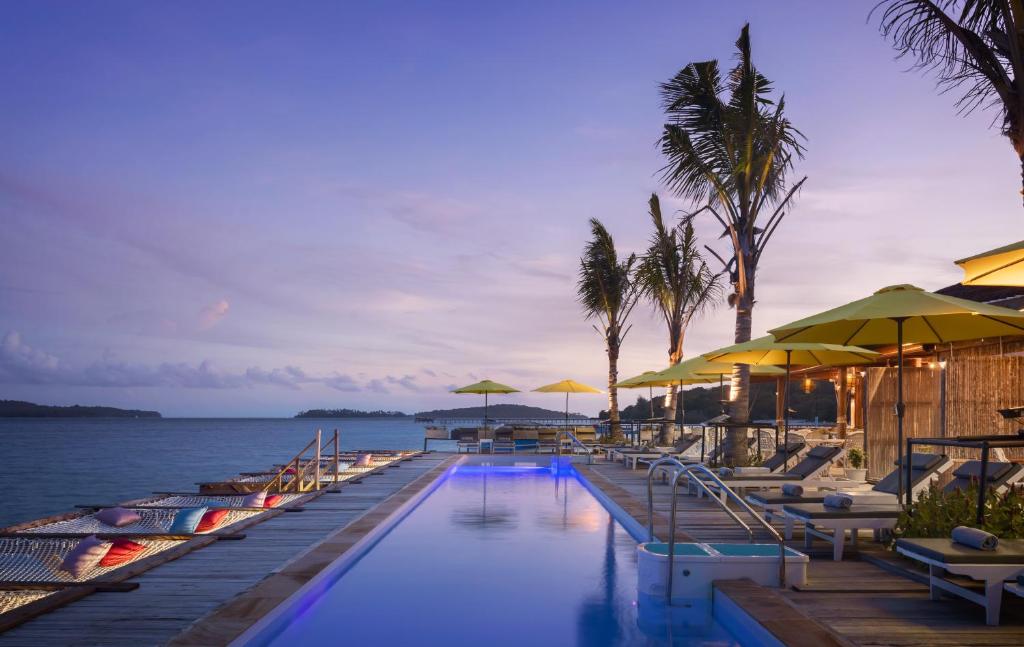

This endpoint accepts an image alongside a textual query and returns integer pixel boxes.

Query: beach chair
[896,537,1024,625]
[511,428,539,453]
[783,501,903,560]
[944,460,1024,493]
[453,428,480,454]
[692,445,846,503]
[626,434,703,470]
[747,453,953,538]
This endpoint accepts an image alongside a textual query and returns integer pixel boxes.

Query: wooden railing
[265,429,324,492]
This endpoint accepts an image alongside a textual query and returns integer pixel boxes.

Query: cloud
[0,330,366,392]
[386,374,425,392]
[365,379,389,394]
[198,299,230,330]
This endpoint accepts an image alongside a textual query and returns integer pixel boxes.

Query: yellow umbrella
[770,284,1024,503]
[956,240,1024,286]
[702,335,879,467]
[533,379,602,428]
[452,379,519,427]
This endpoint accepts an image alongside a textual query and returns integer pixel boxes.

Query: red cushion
[98,539,145,568]
[194,509,229,533]
[263,494,284,508]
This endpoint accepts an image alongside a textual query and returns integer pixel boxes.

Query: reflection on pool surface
[251,461,741,646]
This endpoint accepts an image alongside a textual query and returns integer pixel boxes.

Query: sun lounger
[945,460,1024,493]
[896,536,1024,625]
[626,434,703,470]
[784,501,903,560]
[692,445,846,503]
[747,452,953,537]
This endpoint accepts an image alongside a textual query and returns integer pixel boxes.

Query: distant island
[294,408,409,419]
[0,400,162,418]
[414,403,587,420]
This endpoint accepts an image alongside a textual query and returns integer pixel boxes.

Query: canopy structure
[770,284,1024,504]
[956,240,1024,286]
[533,379,602,429]
[702,335,879,469]
[451,379,520,427]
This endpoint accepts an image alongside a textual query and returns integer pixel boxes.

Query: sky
[0,1,1019,417]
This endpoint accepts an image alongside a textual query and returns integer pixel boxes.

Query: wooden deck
[581,458,1024,647]
[0,454,450,647]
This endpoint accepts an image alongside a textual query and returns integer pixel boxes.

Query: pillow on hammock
[168,507,208,534]
[241,491,267,508]
[263,494,284,508]
[195,509,229,533]
[59,535,113,578]
[95,507,142,528]
[98,539,146,567]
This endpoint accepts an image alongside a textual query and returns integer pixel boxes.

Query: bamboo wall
[944,357,1024,461]
[865,367,941,479]
[865,355,1024,477]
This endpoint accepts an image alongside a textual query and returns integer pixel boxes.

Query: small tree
[636,194,721,446]
[577,218,640,442]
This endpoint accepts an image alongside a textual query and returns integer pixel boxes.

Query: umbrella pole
[485,392,489,431]
[895,318,907,507]
[678,380,684,437]
[565,392,569,432]
[719,375,725,414]
[784,350,792,472]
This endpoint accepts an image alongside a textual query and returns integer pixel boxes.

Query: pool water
[247,461,741,646]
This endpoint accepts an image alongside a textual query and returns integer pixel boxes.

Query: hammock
[145,493,306,508]
[18,508,261,535]
[0,537,179,583]
[0,590,52,614]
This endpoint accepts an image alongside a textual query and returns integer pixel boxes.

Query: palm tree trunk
[607,342,624,442]
[658,334,685,446]
[726,270,755,465]
[659,383,678,446]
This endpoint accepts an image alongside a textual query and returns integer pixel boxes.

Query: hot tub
[637,541,809,605]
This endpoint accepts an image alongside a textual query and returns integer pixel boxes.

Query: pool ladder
[645,457,786,602]
[555,430,593,464]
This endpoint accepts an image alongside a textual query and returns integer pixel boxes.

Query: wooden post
[774,376,785,434]
[314,429,322,491]
[333,428,340,483]
[835,368,849,438]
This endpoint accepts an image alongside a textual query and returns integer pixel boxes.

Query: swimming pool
[236,458,743,646]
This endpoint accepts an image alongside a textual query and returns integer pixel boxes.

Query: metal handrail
[555,430,593,464]
[645,462,787,604]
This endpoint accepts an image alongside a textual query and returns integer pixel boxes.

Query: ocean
[0,417,445,528]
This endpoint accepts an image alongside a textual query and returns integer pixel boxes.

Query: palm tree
[636,194,721,446]
[659,24,806,464]
[577,218,640,442]
[873,1,1024,205]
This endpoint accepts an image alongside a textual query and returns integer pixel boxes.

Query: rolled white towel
[951,526,998,551]
[781,483,803,497]
[822,494,853,509]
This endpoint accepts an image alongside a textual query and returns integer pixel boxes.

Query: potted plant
[845,448,867,482]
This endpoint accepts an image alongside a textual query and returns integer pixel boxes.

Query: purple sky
[0,1,1018,416]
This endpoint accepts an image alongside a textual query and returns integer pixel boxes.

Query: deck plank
[0,455,449,647]
[586,455,1024,646]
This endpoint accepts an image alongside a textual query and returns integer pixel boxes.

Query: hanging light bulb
[802,377,814,394]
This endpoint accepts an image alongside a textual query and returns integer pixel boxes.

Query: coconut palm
[636,194,721,446]
[577,218,640,442]
[873,1,1024,205]
[659,24,806,464]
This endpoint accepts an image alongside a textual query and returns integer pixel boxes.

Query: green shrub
[894,483,1024,540]
[847,448,864,469]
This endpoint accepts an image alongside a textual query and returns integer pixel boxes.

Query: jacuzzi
[637,542,808,605]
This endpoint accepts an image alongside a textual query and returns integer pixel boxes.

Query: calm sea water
[0,417,446,528]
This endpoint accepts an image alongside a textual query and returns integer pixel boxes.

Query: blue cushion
[169,507,208,534]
